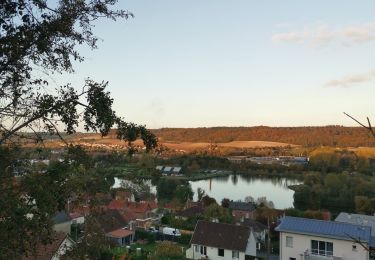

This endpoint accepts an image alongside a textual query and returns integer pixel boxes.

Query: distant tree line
[153,126,375,147]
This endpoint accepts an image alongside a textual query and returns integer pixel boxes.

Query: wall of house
[279,231,369,260]
[71,216,85,225]
[186,244,245,260]
[53,222,71,234]
[245,231,257,256]
[51,237,74,260]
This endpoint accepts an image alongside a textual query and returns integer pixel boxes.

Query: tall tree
[0,0,157,149]
[0,1,157,257]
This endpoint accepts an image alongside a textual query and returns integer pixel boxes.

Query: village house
[186,221,257,260]
[95,209,135,246]
[175,205,205,221]
[276,216,372,260]
[52,211,71,234]
[229,201,256,220]
[335,212,375,254]
[115,190,135,202]
[155,165,183,176]
[69,212,85,225]
[240,218,268,248]
[22,232,75,260]
[106,199,159,229]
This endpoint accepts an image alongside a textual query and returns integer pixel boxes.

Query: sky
[55,1,375,128]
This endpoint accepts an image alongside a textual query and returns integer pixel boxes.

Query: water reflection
[190,175,301,209]
[231,174,238,185]
[113,178,157,194]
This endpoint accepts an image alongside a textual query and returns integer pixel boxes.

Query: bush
[135,229,156,243]
[179,234,192,245]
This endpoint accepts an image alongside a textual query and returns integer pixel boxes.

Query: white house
[22,232,75,260]
[52,211,71,234]
[276,216,372,260]
[186,221,257,260]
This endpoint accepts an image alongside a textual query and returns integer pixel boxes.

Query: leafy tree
[197,187,205,201]
[0,1,157,257]
[244,195,255,204]
[156,179,179,201]
[221,198,230,208]
[203,203,233,223]
[201,195,217,207]
[63,216,111,259]
[256,196,274,209]
[175,184,194,203]
[0,0,157,150]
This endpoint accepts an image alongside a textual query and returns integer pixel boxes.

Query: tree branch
[343,112,375,138]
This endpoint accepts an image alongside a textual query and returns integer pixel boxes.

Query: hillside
[152,126,375,147]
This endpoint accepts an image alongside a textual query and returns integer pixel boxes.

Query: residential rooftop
[191,220,251,252]
[335,212,375,236]
[276,216,371,243]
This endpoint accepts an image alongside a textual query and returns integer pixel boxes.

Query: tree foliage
[0,0,157,257]
[0,0,157,150]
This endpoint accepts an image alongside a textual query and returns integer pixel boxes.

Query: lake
[189,175,301,209]
[114,175,301,209]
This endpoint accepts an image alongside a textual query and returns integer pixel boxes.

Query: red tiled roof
[121,208,138,222]
[125,201,157,214]
[107,228,134,238]
[108,200,126,210]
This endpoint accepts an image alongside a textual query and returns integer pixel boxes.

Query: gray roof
[52,211,71,224]
[335,212,375,236]
[172,167,182,173]
[229,201,256,212]
[163,166,172,172]
[191,221,251,252]
[276,216,371,243]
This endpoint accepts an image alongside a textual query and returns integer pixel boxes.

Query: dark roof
[95,209,128,233]
[177,206,205,218]
[241,219,267,232]
[52,211,71,224]
[276,216,371,242]
[229,201,255,212]
[191,221,251,251]
[22,232,71,260]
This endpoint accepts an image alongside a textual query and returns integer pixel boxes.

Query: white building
[276,216,372,260]
[186,221,257,260]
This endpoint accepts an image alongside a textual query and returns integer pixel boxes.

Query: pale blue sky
[57,1,375,128]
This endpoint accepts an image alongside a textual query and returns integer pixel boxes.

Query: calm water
[189,175,301,209]
[113,175,301,209]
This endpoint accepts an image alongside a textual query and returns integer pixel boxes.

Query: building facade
[276,216,371,260]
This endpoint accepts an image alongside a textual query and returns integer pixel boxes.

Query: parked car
[162,227,181,237]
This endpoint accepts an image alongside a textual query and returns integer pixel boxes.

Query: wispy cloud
[272,23,375,47]
[324,69,375,87]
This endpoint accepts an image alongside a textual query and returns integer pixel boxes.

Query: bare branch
[344,112,375,138]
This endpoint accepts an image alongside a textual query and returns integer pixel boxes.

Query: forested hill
[152,126,375,147]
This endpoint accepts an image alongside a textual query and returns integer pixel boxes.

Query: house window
[311,240,333,256]
[200,246,207,255]
[218,248,224,257]
[286,236,293,248]
[194,245,199,253]
[232,250,239,259]
[352,244,357,251]
[289,258,296,260]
